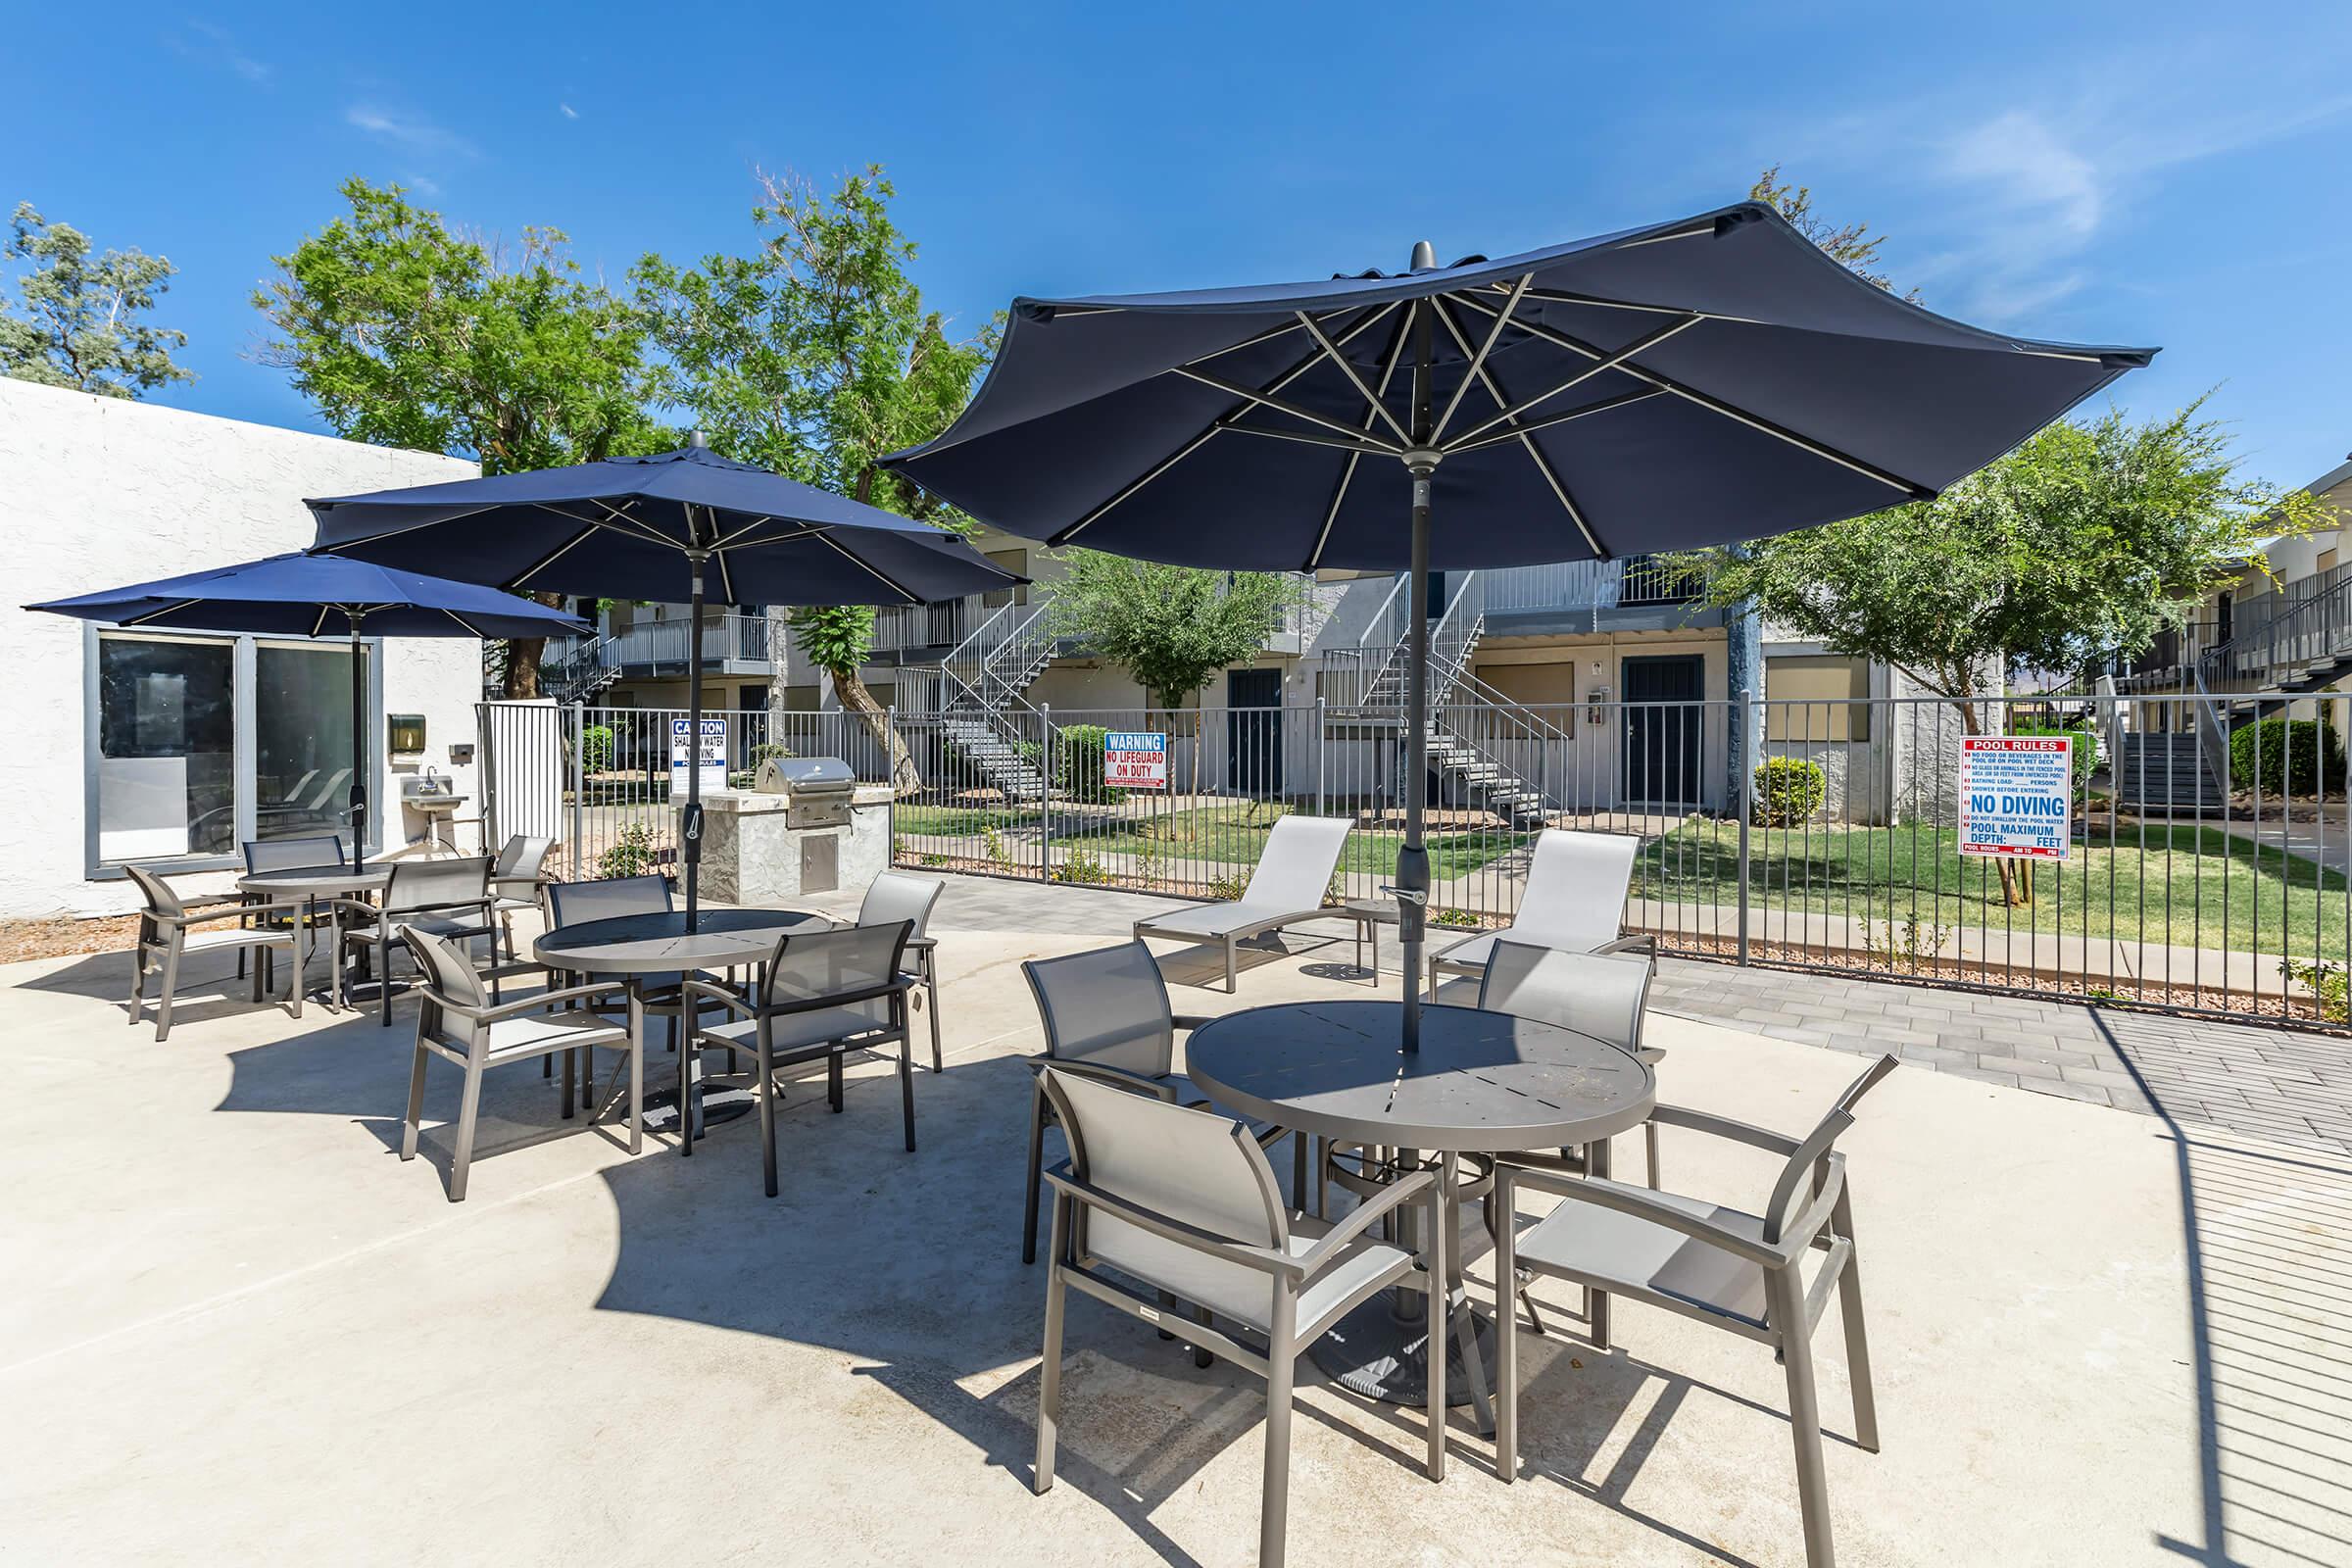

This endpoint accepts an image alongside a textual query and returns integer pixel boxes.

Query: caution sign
[669,717,728,794]
[1103,730,1167,791]
[1958,736,2072,859]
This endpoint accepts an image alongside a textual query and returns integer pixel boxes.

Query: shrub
[1751,758,1828,826]
[1054,725,1125,804]
[2229,717,2343,797]
[2007,721,2096,796]
[595,821,657,880]
[579,724,614,776]
[1053,848,1115,885]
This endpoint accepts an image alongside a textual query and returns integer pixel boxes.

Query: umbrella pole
[348,612,368,872]
[1398,297,1437,1053]
[683,546,709,933]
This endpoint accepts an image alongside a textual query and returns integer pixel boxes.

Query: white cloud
[345,104,477,158]
[560,102,579,121]
[403,173,443,197]
[172,20,269,84]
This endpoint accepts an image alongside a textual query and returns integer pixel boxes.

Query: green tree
[0,203,192,397]
[635,167,993,794]
[254,178,662,696]
[1748,166,1917,300]
[1681,403,2324,901]
[1045,552,1307,811]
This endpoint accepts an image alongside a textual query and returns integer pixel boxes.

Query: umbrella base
[1313,1295,1495,1410]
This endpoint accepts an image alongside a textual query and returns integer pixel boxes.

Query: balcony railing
[1477,555,1701,617]
[542,612,772,677]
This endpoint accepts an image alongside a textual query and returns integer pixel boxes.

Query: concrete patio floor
[4,874,2347,1566]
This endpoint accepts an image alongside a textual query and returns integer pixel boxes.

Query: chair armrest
[1170,1013,1215,1034]
[450,982,629,1025]
[1648,1103,1802,1157]
[1042,1161,1307,1281]
[1594,934,1654,956]
[903,934,936,953]
[1031,1058,1182,1102]
[1296,1169,1439,1273]
[680,978,757,1019]
[322,897,383,920]
[1500,1164,1792,1268]
[166,901,300,930]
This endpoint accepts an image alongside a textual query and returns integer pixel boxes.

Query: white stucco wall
[0,379,483,917]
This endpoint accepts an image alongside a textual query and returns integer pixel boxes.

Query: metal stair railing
[1365,570,1487,710]
[2198,560,2352,696]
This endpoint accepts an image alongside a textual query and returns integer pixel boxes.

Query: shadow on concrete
[2098,1016,2352,1567]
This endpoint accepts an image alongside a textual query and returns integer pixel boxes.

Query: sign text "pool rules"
[1957,735,2072,859]
[1102,731,1167,791]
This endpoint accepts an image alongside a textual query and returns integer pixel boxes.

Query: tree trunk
[504,637,544,700]
[832,664,920,797]
[1953,698,2029,906]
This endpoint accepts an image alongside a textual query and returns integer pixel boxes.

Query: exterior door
[1622,655,1704,807]
[1226,668,1283,795]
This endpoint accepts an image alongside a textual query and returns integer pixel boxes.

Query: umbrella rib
[1447,291,1932,497]
[1442,313,1699,452]
[1431,273,1534,442]
[1431,297,1609,559]
[1217,422,1398,457]
[511,520,604,590]
[1183,303,1387,368]
[1501,284,1766,325]
[1051,303,1402,547]
[312,605,331,638]
[714,547,738,604]
[121,598,208,628]
[1306,304,1414,570]
[1443,386,1666,455]
[1294,312,1411,446]
[710,514,789,552]
[809,530,921,605]
[1171,367,1408,452]
[442,609,489,638]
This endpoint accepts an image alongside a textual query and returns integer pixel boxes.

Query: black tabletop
[531,908,829,976]
[1182,1001,1654,1152]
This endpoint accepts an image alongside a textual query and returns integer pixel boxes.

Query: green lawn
[1635,820,2349,956]
[893,801,1530,883]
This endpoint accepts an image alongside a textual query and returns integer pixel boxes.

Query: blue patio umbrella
[303,435,1024,925]
[886,201,2158,1046]
[29,553,589,868]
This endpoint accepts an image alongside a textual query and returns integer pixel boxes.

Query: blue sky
[10,0,2350,490]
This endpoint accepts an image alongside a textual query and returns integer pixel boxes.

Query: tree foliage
[635,167,994,791]
[0,203,192,397]
[1046,553,1307,711]
[1748,167,1916,300]
[254,179,663,695]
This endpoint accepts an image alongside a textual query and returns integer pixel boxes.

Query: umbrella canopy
[886,201,2157,1047]
[29,553,586,869]
[305,436,1024,926]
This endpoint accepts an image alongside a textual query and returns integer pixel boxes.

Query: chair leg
[1835,1193,1881,1452]
[925,959,944,1074]
[1769,1265,1839,1568]
[377,937,393,1027]
[1260,1288,1297,1568]
[561,1048,575,1120]
[828,1052,844,1113]
[1224,934,1237,993]
[154,940,181,1042]
[252,944,266,1004]
[759,1033,778,1199]
[1424,1175,1448,1484]
[1021,1083,1049,1264]
[1192,1303,1213,1369]
[401,1043,429,1161]
[677,1026,695,1155]
[448,1057,487,1202]
[626,990,645,1155]
[284,944,302,1021]
[899,1036,916,1153]
[1645,1122,1661,1190]
[1033,1193,1071,1495]
[128,943,148,1029]
[1494,1165,1520,1483]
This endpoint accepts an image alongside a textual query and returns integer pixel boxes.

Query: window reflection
[97,635,235,860]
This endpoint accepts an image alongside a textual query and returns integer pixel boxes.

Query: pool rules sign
[1957,735,2072,859]
[1103,731,1167,791]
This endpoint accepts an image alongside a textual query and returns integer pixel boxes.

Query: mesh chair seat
[345,910,494,944]
[1094,1207,1414,1337]
[1513,1188,1772,1327]
[176,924,302,954]
[476,1008,633,1058]
[697,998,894,1060]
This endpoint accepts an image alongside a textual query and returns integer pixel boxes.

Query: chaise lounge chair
[1427,827,1650,989]
[1131,814,1351,992]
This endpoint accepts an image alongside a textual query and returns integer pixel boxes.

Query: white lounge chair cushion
[1515,1188,1771,1327]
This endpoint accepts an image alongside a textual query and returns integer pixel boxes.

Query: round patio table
[235,864,393,1008]
[533,908,830,1152]
[1182,1000,1653,1414]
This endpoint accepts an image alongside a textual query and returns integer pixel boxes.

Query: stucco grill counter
[698,759,891,904]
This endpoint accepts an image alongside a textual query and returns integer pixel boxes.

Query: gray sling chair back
[488,834,556,962]
[1018,940,1301,1266]
[234,834,347,980]
[330,855,498,1027]
[124,862,303,1041]
[857,871,946,1071]
[1031,1066,1446,1568]
[398,926,640,1202]
[683,920,915,1198]
[540,875,692,1101]
[1493,1053,1898,1568]
[1478,940,1666,1188]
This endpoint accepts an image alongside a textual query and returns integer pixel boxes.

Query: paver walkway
[1647,956,2352,1156]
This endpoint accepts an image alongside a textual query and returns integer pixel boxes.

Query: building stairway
[2114,731,2226,810]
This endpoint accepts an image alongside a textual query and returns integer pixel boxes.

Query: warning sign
[669,717,728,795]
[1958,736,2073,859]
[1103,730,1167,791]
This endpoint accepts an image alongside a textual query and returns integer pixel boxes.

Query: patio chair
[332,857,498,1027]
[1130,814,1352,992]
[543,875,694,1072]
[488,834,555,961]
[235,834,347,979]
[1427,829,1652,989]
[1031,1066,1446,1568]
[1492,1054,1897,1568]
[1019,940,1301,1265]
[1479,940,1665,1189]
[398,926,641,1203]
[681,920,914,1197]
[857,871,946,1071]
[124,863,304,1042]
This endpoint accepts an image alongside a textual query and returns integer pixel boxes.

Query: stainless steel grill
[756,756,856,829]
